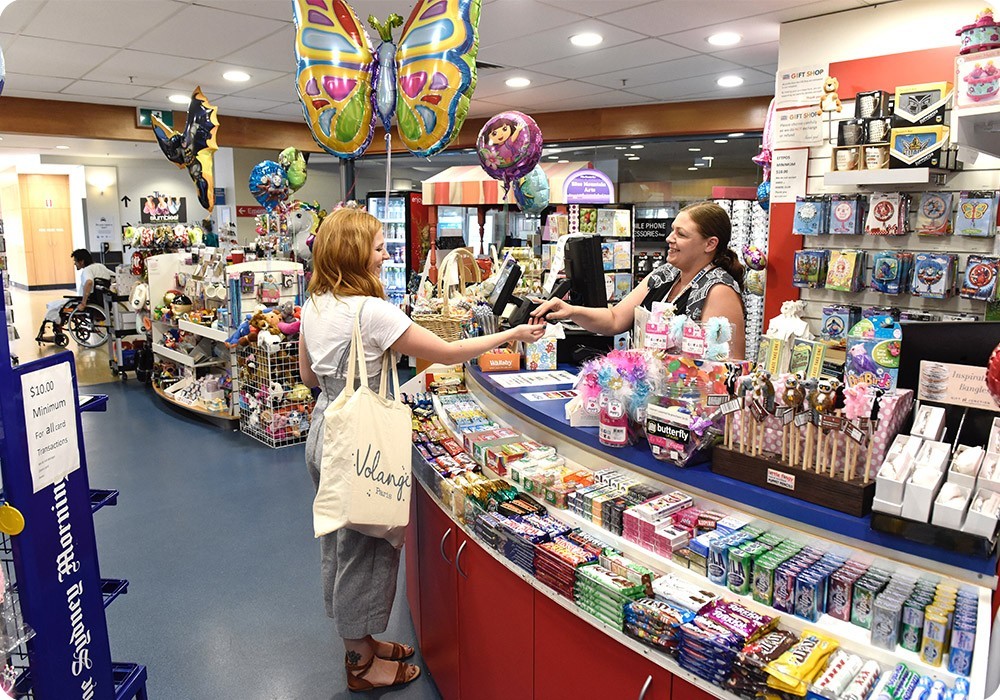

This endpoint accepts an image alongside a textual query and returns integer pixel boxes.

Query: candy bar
[840,659,881,700]
[812,650,864,697]
[765,630,839,696]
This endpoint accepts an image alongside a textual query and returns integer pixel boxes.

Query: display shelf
[177,319,229,343]
[151,342,226,368]
[467,365,998,581]
[822,167,953,188]
[90,488,119,513]
[413,477,738,700]
[152,383,239,424]
[953,104,1000,159]
[78,393,109,412]
[100,578,129,608]
[14,662,149,700]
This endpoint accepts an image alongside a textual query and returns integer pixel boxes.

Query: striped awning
[421,161,592,206]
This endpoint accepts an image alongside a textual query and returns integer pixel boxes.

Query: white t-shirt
[78,262,113,296]
[302,294,411,379]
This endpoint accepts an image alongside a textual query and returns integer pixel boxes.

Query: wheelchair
[36,277,113,349]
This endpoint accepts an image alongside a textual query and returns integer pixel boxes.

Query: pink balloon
[477,111,543,183]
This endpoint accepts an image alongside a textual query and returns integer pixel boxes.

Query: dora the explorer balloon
[477,111,543,184]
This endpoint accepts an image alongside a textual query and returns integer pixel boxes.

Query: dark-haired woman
[531,201,746,359]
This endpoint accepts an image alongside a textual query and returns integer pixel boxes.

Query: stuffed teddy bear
[276,301,301,336]
[820,76,843,112]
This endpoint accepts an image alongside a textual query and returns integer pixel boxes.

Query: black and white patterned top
[640,263,742,321]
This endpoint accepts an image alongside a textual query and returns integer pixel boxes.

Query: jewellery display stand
[0,266,147,697]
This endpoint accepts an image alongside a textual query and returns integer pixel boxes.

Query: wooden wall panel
[0,95,771,155]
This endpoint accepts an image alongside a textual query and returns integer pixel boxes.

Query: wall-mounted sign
[770,148,810,204]
[775,106,824,148]
[136,107,173,129]
[236,205,266,218]
[918,360,996,411]
[563,169,615,204]
[634,218,673,242]
[775,64,829,109]
[140,191,187,224]
[214,187,226,206]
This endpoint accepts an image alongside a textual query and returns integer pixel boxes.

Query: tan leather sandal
[375,641,414,661]
[345,653,421,692]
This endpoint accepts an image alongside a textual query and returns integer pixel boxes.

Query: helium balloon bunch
[477,111,549,213]
[249,147,308,213]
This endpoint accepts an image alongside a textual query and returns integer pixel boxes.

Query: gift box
[845,315,901,391]
[955,48,1000,108]
[479,350,521,372]
[525,337,558,371]
[889,125,950,168]
[892,81,952,127]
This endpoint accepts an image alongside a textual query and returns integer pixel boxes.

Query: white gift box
[947,445,985,491]
[875,435,922,503]
[911,405,946,441]
[978,453,1000,491]
[962,488,1000,539]
[931,483,971,530]
[872,496,904,517]
[914,440,951,472]
[901,467,946,522]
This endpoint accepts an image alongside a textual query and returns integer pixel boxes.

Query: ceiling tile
[261,102,306,117]
[632,70,774,101]
[82,50,208,86]
[532,39,694,81]
[162,62,288,95]
[189,0,297,21]
[1,71,75,93]
[493,78,612,104]
[537,0,657,17]
[231,75,297,103]
[212,95,284,113]
[22,1,181,48]
[0,0,45,34]
[602,0,807,36]
[764,0,867,23]
[218,26,294,72]
[663,21,780,53]
[62,79,150,99]
[479,19,644,69]
[1,35,118,79]
[537,90,656,112]
[713,41,781,68]
[478,1,586,47]
[468,99,508,118]
[127,5,285,61]
[602,54,749,88]
[472,69,564,100]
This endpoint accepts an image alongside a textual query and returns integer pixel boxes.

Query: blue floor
[83,380,441,700]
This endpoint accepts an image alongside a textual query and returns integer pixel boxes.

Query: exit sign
[136,108,173,129]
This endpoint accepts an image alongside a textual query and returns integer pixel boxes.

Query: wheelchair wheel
[55,333,69,348]
[67,306,110,348]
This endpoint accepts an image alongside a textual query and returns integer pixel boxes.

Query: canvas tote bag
[313,302,412,547]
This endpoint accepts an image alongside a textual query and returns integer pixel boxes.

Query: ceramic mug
[864,145,889,170]
[835,148,859,171]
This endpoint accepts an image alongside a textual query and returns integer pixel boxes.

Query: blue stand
[0,279,146,699]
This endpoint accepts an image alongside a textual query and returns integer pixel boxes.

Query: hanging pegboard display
[237,340,315,448]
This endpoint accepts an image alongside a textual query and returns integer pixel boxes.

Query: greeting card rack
[0,278,146,698]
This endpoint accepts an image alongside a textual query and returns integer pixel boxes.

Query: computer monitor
[563,234,607,308]
[488,256,522,316]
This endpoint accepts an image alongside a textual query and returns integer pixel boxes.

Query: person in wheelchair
[38,249,113,347]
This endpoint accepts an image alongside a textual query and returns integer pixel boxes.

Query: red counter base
[405,482,720,700]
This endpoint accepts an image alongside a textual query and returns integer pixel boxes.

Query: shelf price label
[21,362,80,493]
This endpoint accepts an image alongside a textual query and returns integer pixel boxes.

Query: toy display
[957,8,1000,54]
[955,190,999,237]
[911,253,959,298]
[845,315,902,391]
[915,192,954,235]
[865,192,909,236]
[826,195,865,235]
[961,255,1000,301]
[237,341,314,447]
[792,197,828,236]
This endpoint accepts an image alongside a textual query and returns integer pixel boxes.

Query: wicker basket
[411,248,481,342]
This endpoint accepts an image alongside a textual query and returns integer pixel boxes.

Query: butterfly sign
[151,87,220,212]
[293,0,481,160]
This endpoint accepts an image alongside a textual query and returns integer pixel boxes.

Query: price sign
[21,363,80,492]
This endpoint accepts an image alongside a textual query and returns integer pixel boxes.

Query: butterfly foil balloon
[293,0,481,160]
[151,87,220,212]
[0,46,5,97]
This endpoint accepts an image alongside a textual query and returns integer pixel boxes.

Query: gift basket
[411,248,481,342]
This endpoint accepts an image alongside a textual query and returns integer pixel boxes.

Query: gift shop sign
[918,361,996,411]
[770,148,809,204]
[775,64,829,108]
[775,106,824,148]
[22,362,80,493]
[563,169,615,204]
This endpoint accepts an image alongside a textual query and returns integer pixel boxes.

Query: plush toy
[288,408,304,437]
[269,380,285,403]
[820,76,843,112]
[286,383,312,403]
[258,328,282,353]
[276,301,301,336]
[703,317,733,361]
[226,315,252,346]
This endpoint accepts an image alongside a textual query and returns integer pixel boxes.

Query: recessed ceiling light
[728,132,745,137]
[717,75,744,88]
[630,145,644,150]
[548,156,559,160]
[688,147,701,152]
[223,70,251,82]
[614,146,627,150]
[623,153,635,157]
[557,159,569,163]
[688,167,698,171]
[168,94,191,105]
[628,156,640,161]
[714,139,729,144]
[570,32,603,47]
[55,145,70,150]
[505,76,531,88]
[707,31,741,47]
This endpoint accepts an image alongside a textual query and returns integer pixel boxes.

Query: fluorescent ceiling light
[707,31,741,47]
[223,70,251,82]
[570,32,603,47]
[623,153,635,157]
[714,139,729,144]
[630,145,644,149]
[614,146,627,150]
[168,94,191,105]
[688,167,698,171]
[688,147,701,152]
[55,145,70,150]
[728,132,745,137]
[548,156,559,160]
[505,76,531,88]
[628,157,640,161]
[557,159,569,163]
[717,75,744,88]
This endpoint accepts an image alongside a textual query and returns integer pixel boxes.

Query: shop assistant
[532,201,747,359]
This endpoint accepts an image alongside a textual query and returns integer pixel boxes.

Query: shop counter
[405,366,1000,700]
